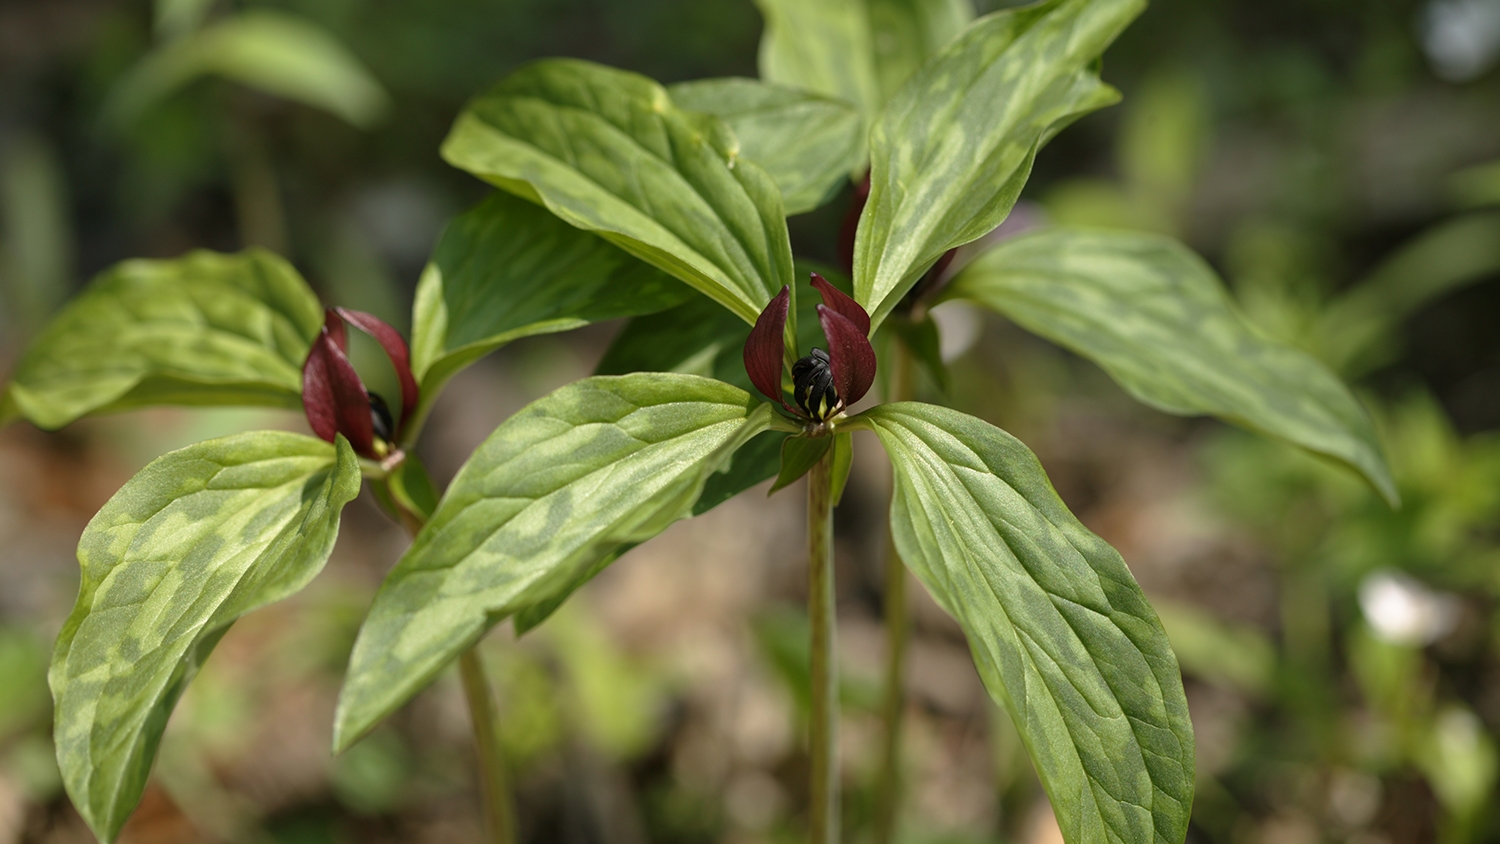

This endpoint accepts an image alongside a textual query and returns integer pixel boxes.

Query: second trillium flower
[744,273,876,423]
[302,307,419,460]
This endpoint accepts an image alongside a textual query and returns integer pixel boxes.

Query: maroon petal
[818,304,877,407]
[324,310,348,353]
[743,286,790,405]
[302,327,375,457]
[809,272,870,336]
[335,307,419,438]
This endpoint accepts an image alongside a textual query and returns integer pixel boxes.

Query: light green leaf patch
[856,403,1193,844]
[409,191,694,423]
[50,432,361,843]
[3,248,324,430]
[854,0,1144,328]
[441,59,794,326]
[334,375,779,750]
[755,0,972,119]
[755,0,881,119]
[867,0,975,104]
[105,9,389,129]
[669,78,864,215]
[944,228,1398,505]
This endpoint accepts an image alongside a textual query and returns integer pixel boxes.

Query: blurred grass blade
[2,249,324,430]
[945,228,1399,506]
[50,432,360,843]
[854,0,1143,328]
[669,78,864,215]
[334,375,778,750]
[867,0,974,104]
[1315,212,1500,376]
[1152,600,1275,696]
[440,59,795,327]
[105,10,390,130]
[154,0,215,41]
[755,0,881,118]
[0,134,75,334]
[409,191,694,422]
[858,402,1194,844]
[1448,160,1500,209]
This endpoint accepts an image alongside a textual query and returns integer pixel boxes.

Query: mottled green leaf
[334,375,779,749]
[854,0,1143,328]
[409,192,693,421]
[770,435,832,494]
[944,228,1398,505]
[856,402,1193,844]
[755,0,881,118]
[3,249,323,430]
[867,0,974,103]
[440,59,794,326]
[669,78,864,215]
[105,10,389,129]
[50,432,361,843]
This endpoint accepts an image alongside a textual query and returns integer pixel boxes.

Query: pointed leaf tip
[817,304,876,407]
[810,272,870,336]
[744,286,791,405]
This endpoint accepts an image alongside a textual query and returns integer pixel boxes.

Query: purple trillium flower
[743,273,876,422]
[302,307,419,459]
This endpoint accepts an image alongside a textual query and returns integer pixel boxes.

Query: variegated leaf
[669,78,864,215]
[3,249,324,430]
[409,191,693,420]
[854,0,1144,328]
[334,375,781,749]
[857,402,1194,844]
[945,228,1398,505]
[867,0,974,103]
[755,0,881,118]
[50,432,361,842]
[440,59,794,326]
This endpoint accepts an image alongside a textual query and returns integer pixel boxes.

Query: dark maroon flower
[743,273,876,423]
[302,308,419,459]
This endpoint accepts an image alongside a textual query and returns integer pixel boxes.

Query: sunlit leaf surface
[859,402,1194,844]
[335,375,777,749]
[946,228,1398,505]
[50,432,360,842]
[3,249,323,430]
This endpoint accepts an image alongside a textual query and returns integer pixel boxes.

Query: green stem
[382,474,516,844]
[873,336,914,844]
[459,648,519,844]
[808,451,839,844]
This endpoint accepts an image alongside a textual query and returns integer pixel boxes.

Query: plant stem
[382,474,516,844]
[873,335,915,844]
[807,451,839,844]
[459,648,518,844]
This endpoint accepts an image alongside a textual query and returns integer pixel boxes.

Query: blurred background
[2,0,1500,842]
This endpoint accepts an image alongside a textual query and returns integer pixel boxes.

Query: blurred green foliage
[2,0,1499,841]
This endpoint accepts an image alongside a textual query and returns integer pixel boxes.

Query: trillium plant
[4,1,1400,843]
